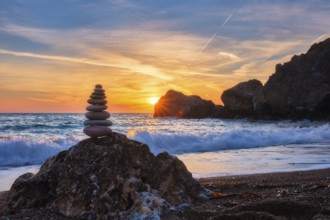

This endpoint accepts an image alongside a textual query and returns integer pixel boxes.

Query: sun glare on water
[148,97,159,105]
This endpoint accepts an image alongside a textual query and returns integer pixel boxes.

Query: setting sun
[148,97,159,105]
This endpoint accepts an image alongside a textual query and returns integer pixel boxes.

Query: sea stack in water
[83,84,112,138]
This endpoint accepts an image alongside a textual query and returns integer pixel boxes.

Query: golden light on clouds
[0,1,329,113]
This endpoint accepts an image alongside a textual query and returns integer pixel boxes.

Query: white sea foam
[131,124,330,154]
[0,137,75,166]
[1,122,329,167]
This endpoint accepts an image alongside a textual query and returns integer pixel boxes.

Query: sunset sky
[1,0,330,113]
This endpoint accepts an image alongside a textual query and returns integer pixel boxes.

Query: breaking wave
[0,137,76,166]
[130,124,330,155]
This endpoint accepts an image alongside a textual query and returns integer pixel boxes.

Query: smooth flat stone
[92,92,105,96]
[87,99,107,105]
[94,88,105,93]
[90,95,106,100]
[95,84,102,89]
[83,125,112,138]
[84,120,113,126]
[86,105,107,112]
[85,111,110,120]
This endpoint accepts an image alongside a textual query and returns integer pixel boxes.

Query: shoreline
[198,167,330,182]
[168,168,330,219]
[2,168,330,219]
[1,167,330,193]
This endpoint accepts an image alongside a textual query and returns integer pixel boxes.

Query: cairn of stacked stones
[83,84,113,138]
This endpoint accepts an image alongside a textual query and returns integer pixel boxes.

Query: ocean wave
[0,138,76,166]
[1,121,329,167]
[0,123,79,131]
[130,124,330,155]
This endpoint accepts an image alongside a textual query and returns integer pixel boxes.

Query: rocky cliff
[263,38,330,119]
[154,90,218,118]
[221,38,330,120]
[155,38,330,120]
[1,133,207,219]
[154,38,330,120]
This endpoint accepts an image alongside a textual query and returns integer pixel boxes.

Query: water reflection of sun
[148,97,159,105]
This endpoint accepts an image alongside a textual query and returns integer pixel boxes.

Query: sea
[1,113,330,191]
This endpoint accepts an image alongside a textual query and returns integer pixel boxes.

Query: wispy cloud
[218,52,241,61]
[0,48,172,81]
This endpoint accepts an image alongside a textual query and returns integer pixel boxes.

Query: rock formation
[263,38,330,119]
[83,84,113,138]
[219,38,330,120]
[154,90,218,118]
[311,94,330,120]
[4,133,207,219]
[221,79,268,118]
[154,38,330,120]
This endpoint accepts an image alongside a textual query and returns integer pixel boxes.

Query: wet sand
[1,169,330,219]
[164,168,330,219]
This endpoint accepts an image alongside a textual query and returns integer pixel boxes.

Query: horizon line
[0,112,153,114]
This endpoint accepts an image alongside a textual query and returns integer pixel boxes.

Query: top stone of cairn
[95,84,102,89]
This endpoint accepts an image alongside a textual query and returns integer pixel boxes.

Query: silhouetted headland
[155,38,330,121]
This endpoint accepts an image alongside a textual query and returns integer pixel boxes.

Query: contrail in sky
[198,13,234,53]
[197,0,246,55]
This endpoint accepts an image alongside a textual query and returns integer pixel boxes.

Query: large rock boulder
[221,79,268,117]
[154,90,217,118]
[311,93,330,120]
[4,133,206,219]
[264,38,330,118]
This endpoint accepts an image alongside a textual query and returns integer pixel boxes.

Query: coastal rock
[311,94,330,120]
[84,120,113,126]
[87,99,107,105]
[94,88,105,93]
[263,38,330,118]
[90,95,106,99]
[154,90,217,118]
[85,111,110,120]
[152,38,330,120]
[221,79,266,117]
[83,125,112,137]
[6,133,206,219]
[214,38,330,120]
[86,105,107,112]
[91,90,106,98]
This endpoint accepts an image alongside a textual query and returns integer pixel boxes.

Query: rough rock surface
[217,38,330,120]
[263,38,330,118]
[221,79,267,117]
[311,93,330,120]
[3,132,206,219]
[154,90,217,118]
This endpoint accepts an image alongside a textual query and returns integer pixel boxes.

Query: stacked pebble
[83,84,113,138]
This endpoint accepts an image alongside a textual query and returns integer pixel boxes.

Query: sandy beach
[1,168,329,219]
[165,168,330,219]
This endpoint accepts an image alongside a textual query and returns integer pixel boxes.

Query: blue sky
[1,0,330,112]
